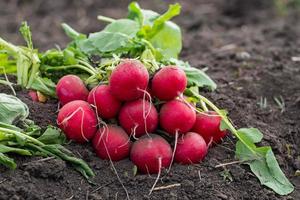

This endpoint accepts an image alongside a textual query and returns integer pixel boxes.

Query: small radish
[92,125,130,161]
[109,59,149,101]
[130,134,172,174]
[119,99,158,138]
[57,100,97,143]
[151,66,187,101]
[160,99,196,135]
[175,132,207,164]
[192,111,227,144]
[29,90,47,103]
[28,90,38,102]
[56,75,89,106]
[88,85,121,119]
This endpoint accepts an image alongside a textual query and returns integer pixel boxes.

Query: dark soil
[0,0,300,199]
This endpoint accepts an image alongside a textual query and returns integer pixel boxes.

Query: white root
[167,130,179,173]
[103,142,130,200]
[149,157,162,195]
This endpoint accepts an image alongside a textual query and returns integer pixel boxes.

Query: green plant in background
[274,0,300,15]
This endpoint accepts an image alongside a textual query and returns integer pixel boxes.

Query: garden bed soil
[0,0,299,199]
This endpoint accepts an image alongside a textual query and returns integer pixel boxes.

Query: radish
[192,111,227,144]
[130,134,172,174]
[175,132,207,164]
[57,100,97,143]
[151,66,187,101]
[109,59,149,101]
[28,90,38,102]
[92,125,130,161]
[159,99,196,171]
[87,85,121,119]
[119,99,158,138]
[159,99,196,135]
[56,75,89,106]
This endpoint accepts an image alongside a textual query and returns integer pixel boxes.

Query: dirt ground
[0,0,299,199]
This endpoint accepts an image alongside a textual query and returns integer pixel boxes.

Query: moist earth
[0,0,299,199]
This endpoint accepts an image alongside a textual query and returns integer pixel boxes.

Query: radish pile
[56,59,227,174]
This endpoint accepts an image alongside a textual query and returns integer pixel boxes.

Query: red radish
[175,132,207,164]
[57,100,97,143]
[160,99,196,135]
[28,90,38,102]
[192,111,227,144]
[109,59,149,101]
[56,75,89,106]
[29,90,47,103]
[160,100,196,172]
[92,125,130,161]
[119,99,158,138]
[130,134,172,174]
[87,85,122,119]
[151,66,187,101]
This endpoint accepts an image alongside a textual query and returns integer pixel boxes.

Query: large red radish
[192,111,227,144]
[109,59,149,101]
[159,99,196,135]
[92,125,130,161]
[130,134,172,174]
[118,99,158,138]
[151,66,187,101]
[87,85,121,119]
[57,100,97,143]
[175,132,207,164]
[56,75,89,106]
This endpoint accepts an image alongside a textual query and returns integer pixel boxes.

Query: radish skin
[56,75,89,106]
[88,85,121,119]
[57,100,97,143]
[92,125,130,161]
[119,99,158,138]
[160,99,196,135]
[109,59,149,101]
[130,134,172,174]
[151,66,187,101]
[192,111,227,144]
[175,132,207,164]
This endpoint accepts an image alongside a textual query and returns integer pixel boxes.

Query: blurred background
[0,0,299,50]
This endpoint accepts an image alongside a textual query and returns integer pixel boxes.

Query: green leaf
[0,144,31,155]
[19,21,33,49]
[104,19,139,37]
[181,66,217,91]
[0,93,29,124]
[249,148,294,195]
[0,152,16,169]
[79,31,131,54]
[37,126,66,144]
[0,53,17,74]
[61,23,86,40]
[148,3,181,38]
[236,135,294,195]
[220,119,231,131]
[128,2,144,26]
[149,22,182,59]
[128,2,182,59]
[30,77,56,97]
[237,128,263,143]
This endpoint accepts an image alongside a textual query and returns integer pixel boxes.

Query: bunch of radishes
[56,59,226,174]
